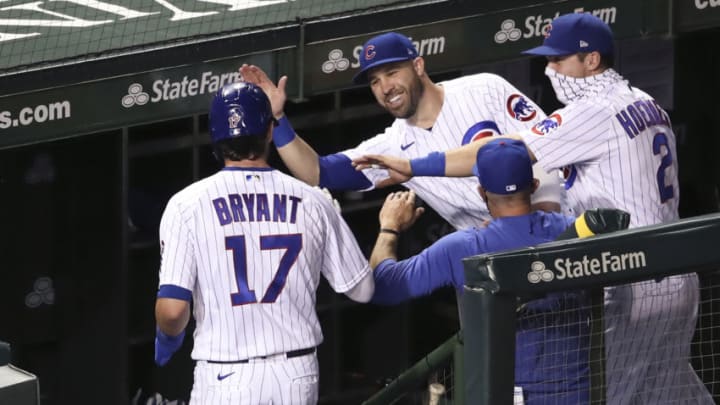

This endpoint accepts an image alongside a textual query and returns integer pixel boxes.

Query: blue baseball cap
[522,13,614,57]
[353,32,419,84]
[473,139,533,194]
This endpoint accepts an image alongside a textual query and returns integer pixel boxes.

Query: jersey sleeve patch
[506,94,538,122]
[461,120,501,145]
[531,113,563,136]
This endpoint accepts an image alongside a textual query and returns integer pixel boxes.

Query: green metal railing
[362,332,464,405]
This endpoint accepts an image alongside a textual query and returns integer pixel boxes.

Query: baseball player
[154,82,374,404]
[238,31,566,232]
[355,13,712,404]
[369,139,610,404]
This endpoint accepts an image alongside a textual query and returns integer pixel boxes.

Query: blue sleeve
[371,231,474,305]
[318,153,373,190]
[158,284,192,301]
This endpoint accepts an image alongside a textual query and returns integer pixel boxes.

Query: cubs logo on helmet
[462,121,501,145]
[531,113,563,135]
[506,94,537,122]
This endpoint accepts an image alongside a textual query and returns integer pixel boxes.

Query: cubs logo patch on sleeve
[531,113,563,136]
[506,94,537,122]
[462,120,501,145]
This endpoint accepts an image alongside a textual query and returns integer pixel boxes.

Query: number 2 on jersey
[653,132,674,203]
[225,234,302,305]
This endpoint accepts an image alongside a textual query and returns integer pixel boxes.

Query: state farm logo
[528,251,648,284]
[322,49,350,74]
[120,70,240,108]
[494,20,522,44]
[494,8,617,45]
[528,261,554,283]
[695,0,720,10]
[121,83,150,108]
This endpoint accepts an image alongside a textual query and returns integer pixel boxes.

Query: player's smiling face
[368,60,424,119]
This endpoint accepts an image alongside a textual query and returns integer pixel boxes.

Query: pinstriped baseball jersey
[341,73,563,230]
[158,167,371,362]
[520,69,712,404]
[521,70,678,228]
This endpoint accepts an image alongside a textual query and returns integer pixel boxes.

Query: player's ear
[585,51,602,72]
[530,178,539,194]
[413,57,425,77]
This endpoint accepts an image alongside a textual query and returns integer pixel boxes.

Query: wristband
[380,228,400,236]
[273,116,296,147]
[410,152,446,177]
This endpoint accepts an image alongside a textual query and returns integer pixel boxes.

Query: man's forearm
[277,136,321,185]
[273,116,321,185]
[445,134,529,176]
[370,231,399,269]
[155,299,191,336]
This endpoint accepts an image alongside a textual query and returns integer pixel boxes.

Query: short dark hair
[212,135,269,162]
[578,51,614,69]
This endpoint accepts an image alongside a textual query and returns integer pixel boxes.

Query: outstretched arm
[354,134,532,178]
[240,64,322,184]
[241,64,398,189]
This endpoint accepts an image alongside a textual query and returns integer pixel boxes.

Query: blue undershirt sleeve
[318,153,373,190]
[157,284,192,302]
[371,231,473,305]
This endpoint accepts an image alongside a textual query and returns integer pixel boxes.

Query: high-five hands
[352,154,413,177]
[352,154,414,188]
[378,190,425,233]
[238,64,287,119]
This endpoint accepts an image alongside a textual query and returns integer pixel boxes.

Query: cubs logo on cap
[353,32,419,84]
[364,45,377,61]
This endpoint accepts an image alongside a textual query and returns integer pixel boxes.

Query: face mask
[545,66,626,105]
[545,66,584,105]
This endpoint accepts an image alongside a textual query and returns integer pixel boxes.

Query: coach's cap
[522,13,614,57]
[353,32,418,84]
[473,139,533,195]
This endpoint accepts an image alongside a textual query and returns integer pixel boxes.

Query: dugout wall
[1,1,720,404]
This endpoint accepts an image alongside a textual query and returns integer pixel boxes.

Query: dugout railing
[363,212,720,404]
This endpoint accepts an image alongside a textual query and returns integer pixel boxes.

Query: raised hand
[238,64,287,118]
[313,186,342,214]
[379,190,425,232]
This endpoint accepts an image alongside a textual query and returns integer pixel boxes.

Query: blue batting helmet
[209,82,274,143]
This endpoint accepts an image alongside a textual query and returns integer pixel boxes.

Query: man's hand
[379,191,425,232]
[374,170,412,189]
[353,154,413,178]
[313,186,341,214]
[238,64,287,119]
